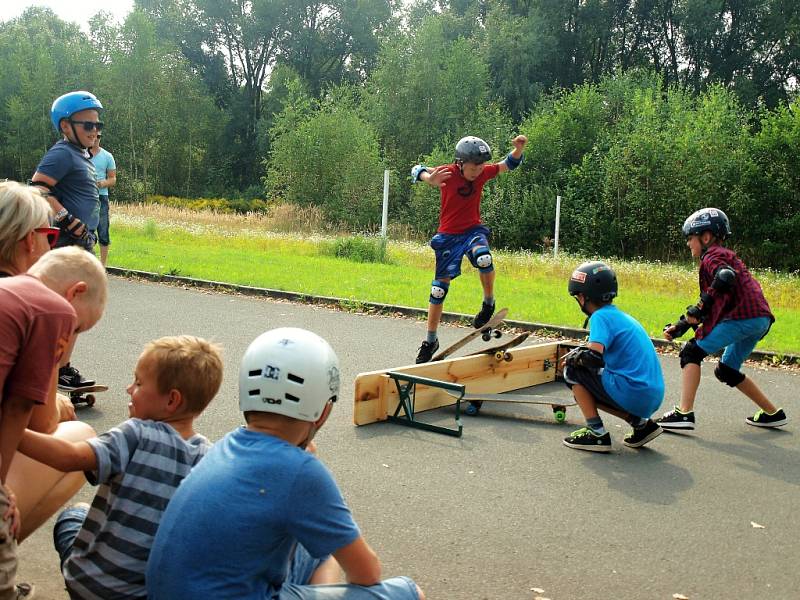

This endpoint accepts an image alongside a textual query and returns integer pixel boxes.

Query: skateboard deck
[460,391,575,422]
[58,384,108,408]
[467,331,530,362]
[431,307,509,361]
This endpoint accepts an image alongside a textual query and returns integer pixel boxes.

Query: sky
[1,1,134,30]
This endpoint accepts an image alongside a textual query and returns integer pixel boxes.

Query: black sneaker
[58,364,95,389]
[623,419,663,448]
[655,407,695,430]
[472,301,495,329]
[415,339,439,364]
[563,427,612,452]
[746,408,788,428]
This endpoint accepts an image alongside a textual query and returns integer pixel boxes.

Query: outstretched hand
[512,135,528,152]
[426,166,452,189]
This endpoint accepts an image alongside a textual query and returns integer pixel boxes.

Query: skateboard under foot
[58,384,108,408]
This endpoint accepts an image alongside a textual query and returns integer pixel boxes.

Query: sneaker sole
[746,418,788,428]
[623,427,663,448]
[657,421,695,430]
[562,439,612,452]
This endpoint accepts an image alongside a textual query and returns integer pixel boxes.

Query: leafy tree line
[0,1,797,268]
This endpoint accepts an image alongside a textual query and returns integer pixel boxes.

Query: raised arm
[497,134,527,174]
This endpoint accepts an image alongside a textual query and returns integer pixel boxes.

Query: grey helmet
[682,208,732,240]
[455,136,492,164]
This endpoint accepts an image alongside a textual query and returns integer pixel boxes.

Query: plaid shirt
[695,245,774,340]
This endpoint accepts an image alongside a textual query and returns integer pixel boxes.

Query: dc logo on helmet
[263,365,280,381]
[328,366,340,395]
[570,270,587,283]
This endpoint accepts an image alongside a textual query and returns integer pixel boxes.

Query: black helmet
[455,136,492,164]
[568,261,618,303]
[682,208,731,240]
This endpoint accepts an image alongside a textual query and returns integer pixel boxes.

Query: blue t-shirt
[90,148,116,198]
[146,427,361,600]
[36,140,100,230]
[588,305,665,418]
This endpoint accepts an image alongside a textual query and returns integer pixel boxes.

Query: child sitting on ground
[562,261,665,452]
[146,327,424,600]
[17,335,223,599]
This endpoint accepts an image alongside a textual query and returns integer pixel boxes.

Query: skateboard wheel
[494,351,505,360]
[553,407,567,423]
[492,329,502,339]
[482,333,491,342]
[85,395,96,407]
[504,352,513,362]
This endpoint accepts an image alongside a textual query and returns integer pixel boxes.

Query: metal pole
[381,170,390,239]
[554,195,562,256]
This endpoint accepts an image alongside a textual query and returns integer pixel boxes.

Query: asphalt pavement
[16,277,800,599]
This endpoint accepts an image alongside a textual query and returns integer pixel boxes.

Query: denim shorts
[696,317,772,371]
[95,195,111,246]
[53,504,88,568]
[430,225,491,280]
[277,576,420,600]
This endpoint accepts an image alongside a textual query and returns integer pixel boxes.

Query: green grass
[106,205,800,355]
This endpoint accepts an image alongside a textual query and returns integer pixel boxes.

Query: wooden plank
[353,341,562,425]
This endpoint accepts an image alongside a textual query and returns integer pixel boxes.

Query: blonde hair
[28,246,108,313]
[142,336,223,415]
[0,181,52,264]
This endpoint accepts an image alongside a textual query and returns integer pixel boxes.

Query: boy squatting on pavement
[147,327,425,600]
[17,336,223,599]
[561,261,666,452]
[410,134,527,370]
[657,207,788,431]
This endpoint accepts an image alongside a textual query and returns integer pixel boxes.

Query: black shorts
[562,364,627,414]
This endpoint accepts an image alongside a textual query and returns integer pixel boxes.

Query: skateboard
[467,331,530,362]
[431,308,509,362]
[461,391,575,422]
[58,384,108,408]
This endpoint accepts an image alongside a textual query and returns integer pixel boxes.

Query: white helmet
[239,328,340,421]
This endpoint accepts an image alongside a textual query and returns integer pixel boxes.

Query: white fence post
[554,195,562,256]
[381,169,390,239]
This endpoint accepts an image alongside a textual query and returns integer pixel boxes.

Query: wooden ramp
[354,341,576,427]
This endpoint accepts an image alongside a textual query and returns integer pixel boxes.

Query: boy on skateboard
[18,335,223,599]
[657,208,787,430]
[562,261,665,452]
[411,134,527,364]
[147,328,425,600]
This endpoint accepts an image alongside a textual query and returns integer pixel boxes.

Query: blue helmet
[50,91,103,133]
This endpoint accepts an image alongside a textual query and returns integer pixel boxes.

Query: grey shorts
[562,364,627,414]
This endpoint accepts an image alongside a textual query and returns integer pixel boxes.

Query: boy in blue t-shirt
[146,327,424,600]
[561,261,665,452]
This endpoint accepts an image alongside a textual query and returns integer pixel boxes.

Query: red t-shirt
[437,163,501,234]
[0,275,76,410]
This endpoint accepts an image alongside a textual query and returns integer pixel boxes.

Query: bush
[320,236,390,263]
[142,195,269,214]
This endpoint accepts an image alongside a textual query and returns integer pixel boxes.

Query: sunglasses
[70,120,105,132]
[34,226,60,249]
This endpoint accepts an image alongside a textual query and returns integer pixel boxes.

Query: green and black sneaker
[746,408,788,428]
[563,427,612,452]
[655,407,695,430]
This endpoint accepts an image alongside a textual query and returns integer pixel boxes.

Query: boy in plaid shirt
[658,208,787,430]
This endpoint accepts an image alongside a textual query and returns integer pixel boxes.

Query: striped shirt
[696,245,774,340]
[63,419,211,599]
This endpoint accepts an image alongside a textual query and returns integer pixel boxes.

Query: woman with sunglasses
[30,90,105,390]
[0,181,58,278]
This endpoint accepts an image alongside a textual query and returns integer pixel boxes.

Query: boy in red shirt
[411,134,527,367]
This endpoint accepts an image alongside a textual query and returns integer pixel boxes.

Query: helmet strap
[66,121,88,150]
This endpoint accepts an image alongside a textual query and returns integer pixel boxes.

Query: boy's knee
[714,362,745,387]
[679,339,707,368]
[429,279,449,305]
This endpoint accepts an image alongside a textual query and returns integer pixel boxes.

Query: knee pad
[470,245,493,272]
[679,339,708,368]
[429,279,449,305]
[714,362,745,387]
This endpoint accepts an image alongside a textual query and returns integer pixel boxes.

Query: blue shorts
[95,195,110,246]
[277,576,420,600]
[696,317,772,371]
[430,225,491,280]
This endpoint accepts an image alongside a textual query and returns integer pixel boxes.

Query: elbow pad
[565,347,605,370]
[711,266,736,291]
[411,164,429,183]
[502,153,523,171]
